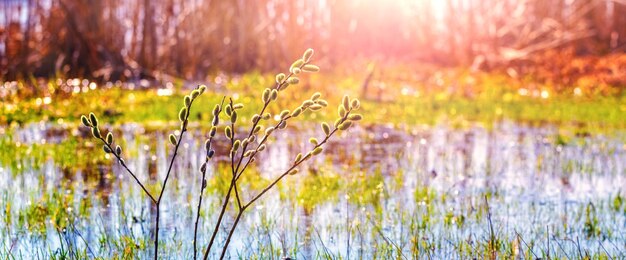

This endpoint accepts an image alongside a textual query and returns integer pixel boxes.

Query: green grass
[2,73,624,133]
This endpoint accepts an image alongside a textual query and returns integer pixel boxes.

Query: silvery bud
[302,64,320,73]
[205,139,212,151]
[231,111,237,123]
[225,127,232,139]
[338,121,352,130]
[287,77,299,85]
[262,88,271,103]
[334,118,342,127]
[92,127,101,138]
[338,106,346,117]
[290,59,305,70]
[225,105,232,116]
[179,107,187,122]
[322,123,330,136]
[302,48,314,62]
[276,73,286,84]
[348,114,362,121]
[291,107,302,117]
[312,147,323,155]
[89,113,98,127]
[309,104,322,111]
[252,114,260,123]
[169,134,177,145]
[81,115,91,127]
[342,95,350,110]
[105,132,113,144]
[302,100,314,108]
[191,89,200,99]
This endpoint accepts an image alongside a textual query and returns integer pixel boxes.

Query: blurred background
[1,1,626,259]
[2,0,626,82]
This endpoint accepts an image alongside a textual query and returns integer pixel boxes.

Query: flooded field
[1,121,625,259]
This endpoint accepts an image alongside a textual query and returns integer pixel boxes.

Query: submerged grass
[1,152,624,258]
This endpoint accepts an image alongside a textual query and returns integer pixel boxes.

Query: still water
[1,121,624,258]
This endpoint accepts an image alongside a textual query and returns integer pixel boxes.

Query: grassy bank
[1,72,625,133]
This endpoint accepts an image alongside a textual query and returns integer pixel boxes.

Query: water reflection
[1,121,625,258]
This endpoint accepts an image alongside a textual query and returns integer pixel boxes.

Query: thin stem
[244,113,346,208]
[203,184,234,260]
[233,63,306,175]
[154,97,196,259]
[193,96,225,260]
[98,137,157,204]
[218,114,347,259]
[235,115,292,182]
[232,179,242,210]
[204,62,310,259]
[154,204,160,259]
[192,168,206,260]
[219,209,245,260]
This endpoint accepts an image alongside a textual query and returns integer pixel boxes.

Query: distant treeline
[2,0,626,81]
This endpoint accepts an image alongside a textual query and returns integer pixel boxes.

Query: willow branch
[157,98,196,203]
[98,137,157,204]
[243,109,351,209]
[228,98,243,210]
[233,62,309,175]
[235,114,293,182]
[193,96,225,260]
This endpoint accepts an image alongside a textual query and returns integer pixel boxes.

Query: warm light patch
[157,88,173,96]
[574,87,582,96]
